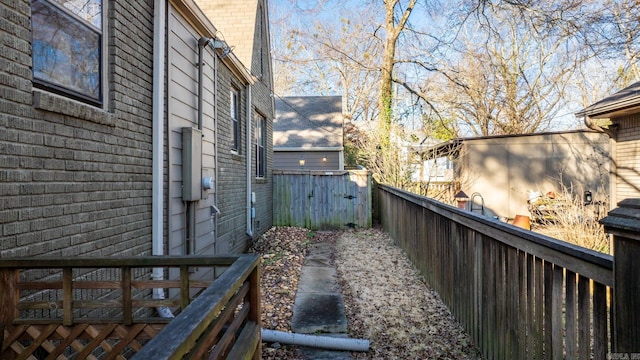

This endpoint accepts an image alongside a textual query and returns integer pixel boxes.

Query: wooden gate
[273,170,372,230]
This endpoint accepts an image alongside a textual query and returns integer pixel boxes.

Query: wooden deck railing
[377,184,614,359]
[0,254,260,359]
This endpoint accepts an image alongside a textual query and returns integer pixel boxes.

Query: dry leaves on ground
[249,226,482,359]
[248,226,311,359]
[335,227,482,359]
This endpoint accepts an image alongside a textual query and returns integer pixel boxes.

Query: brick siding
[1,0,155,258]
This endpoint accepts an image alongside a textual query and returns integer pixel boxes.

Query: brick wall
[250,1,274,240]
[215,63,249,254]
[0,0,155,258]
[214,0,275,253]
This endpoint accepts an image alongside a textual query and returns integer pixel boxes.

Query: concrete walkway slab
[291,293,347,334]
[290,238,352,359]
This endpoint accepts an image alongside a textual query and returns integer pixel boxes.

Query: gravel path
[249,226,482,359]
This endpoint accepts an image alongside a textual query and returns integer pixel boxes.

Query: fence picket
[376,184,614,360]
[273,170,371,229]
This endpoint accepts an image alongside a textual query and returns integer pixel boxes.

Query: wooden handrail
[379,184,613,285]
[1,254,262,359]
[0,256,243,326]
[131,254,260,359]
[0,256,240,268]
[377,183,614,359]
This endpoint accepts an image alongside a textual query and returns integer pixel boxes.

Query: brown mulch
[248,226,482,359]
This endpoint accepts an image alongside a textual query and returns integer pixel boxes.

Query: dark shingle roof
[576,81,640,118]
[274,96,343,148]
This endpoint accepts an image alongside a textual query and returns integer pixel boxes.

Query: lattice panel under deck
[2,323,166,359]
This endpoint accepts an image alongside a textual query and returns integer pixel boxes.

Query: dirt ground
[249,227,482,359]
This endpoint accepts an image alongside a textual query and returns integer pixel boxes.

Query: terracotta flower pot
[513,215,531,230]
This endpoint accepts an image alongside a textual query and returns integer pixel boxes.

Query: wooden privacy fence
[273,169,372,230]
[0,255,261,359]
[377,184,615,359]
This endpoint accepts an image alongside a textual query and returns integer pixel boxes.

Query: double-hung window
[255,114,266,178]
[31,0,103,105]
[230,87,240,152]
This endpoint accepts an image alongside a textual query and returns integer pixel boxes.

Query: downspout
[246,85,254,237]
[584,115,604,133]
[584,114,617,138]
[198,37,213,131]
[152,0,172,317]
[213,46,219,246]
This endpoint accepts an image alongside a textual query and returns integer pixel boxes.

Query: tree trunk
[378,0,416,148]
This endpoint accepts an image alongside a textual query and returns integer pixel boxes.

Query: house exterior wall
[215,65,250,254]
[195,0,274,254]
[248,2,275,241]
[167,6,218,257]
[612,113,640,204]
[1,0,274,261]
[1,1,155,258]
[458,131,610,219]
[274,151,341,170]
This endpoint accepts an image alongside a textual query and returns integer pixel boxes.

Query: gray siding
[274,151,340,170]
[1,1,155,258]
[612,113,640,204]
[167,7,217,257]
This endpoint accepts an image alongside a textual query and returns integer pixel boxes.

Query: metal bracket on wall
[210,205,221,216]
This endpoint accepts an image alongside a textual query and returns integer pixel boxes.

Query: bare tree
[378,0,417,143]
[270,0,640,186]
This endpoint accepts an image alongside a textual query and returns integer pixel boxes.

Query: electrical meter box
[182,127,202,201]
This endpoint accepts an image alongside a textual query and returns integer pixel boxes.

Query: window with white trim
[255,113,266,178]
[31,0,103,105]
[230,87,240,152]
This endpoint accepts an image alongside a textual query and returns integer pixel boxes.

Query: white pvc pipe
[261,329,370,352]
[151,0,166,300]
[246,85,253,237]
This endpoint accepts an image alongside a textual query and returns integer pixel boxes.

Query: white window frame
[230,87,240,152]
[31,0,105,106]
[255,113,266,178]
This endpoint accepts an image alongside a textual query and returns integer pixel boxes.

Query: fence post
[600,198,640,354]
[0,268,19,326]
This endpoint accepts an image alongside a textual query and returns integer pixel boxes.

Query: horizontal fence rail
[0,255,261,359]
[377,184,614,360]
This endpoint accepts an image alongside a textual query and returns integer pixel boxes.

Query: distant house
[274,96,344,170]
[410,137,454,183]
[419,130,611,219]
[577,81,640,206]
[0,0,273,259]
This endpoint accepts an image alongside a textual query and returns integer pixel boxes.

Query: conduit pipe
[261,329,370,352]
[197,37,212,131]
[246,85,253,237]
[151,0,166,303]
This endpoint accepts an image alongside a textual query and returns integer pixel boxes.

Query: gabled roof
[576,81,640,118]
[195,0,261,69]
[274,96,344,149]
